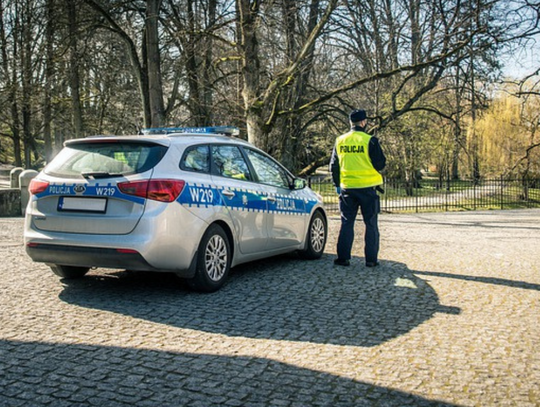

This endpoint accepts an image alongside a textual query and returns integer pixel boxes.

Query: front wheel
[298,211,327,259]
[50,265,89,279]
[188,224,231,292]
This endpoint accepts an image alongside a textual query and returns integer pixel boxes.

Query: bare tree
[0,0,23,166]
[42,0,55,161]
[2,0,540,177]
[82,0,165,127]
[163,0,221,126]
[66,0,84,138]
[235,0,339,150]
[146,0,166,127]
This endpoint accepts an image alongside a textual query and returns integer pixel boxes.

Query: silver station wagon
[24,127,327,292]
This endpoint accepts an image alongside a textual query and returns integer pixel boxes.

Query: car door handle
[222,190,235,198]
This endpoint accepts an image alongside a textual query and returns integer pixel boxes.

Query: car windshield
[45,141,167,179]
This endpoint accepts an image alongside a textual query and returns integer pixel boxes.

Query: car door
[210,144,269,255]
[243,148,307,250]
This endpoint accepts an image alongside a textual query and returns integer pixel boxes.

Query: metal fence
[307,177,540,214]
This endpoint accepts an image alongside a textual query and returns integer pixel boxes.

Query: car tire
[50,265,90,279]
[188,224,231,292]
[298,210,327,260]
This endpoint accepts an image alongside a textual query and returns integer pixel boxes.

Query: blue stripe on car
[37,182,318,215]
[35,183,146,205]
[179,183,317,215]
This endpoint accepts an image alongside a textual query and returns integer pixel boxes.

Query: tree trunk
[452,72,462,180]
[0,1,22,166]
[22,0,33,167]
[202,0,217,124]
[279,0,320,171]
[146,0,165,127]
[82,0,151,128]
[43,0,55,161]
[236,0,337,150]
[409,0,421,65]
[67,0,84,138]
[236,0,265,147]
[184,0,204,125]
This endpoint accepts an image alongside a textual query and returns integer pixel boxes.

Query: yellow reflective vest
[335,130,383,189]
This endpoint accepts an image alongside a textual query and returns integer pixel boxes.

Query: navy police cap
[349,109,367,122]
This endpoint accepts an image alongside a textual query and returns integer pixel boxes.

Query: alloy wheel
[310,217,326,253]
[204,234,228,281]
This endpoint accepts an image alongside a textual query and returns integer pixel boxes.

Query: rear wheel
[50,265,89,279]
[188,224,231,292]
[298,211,327,259]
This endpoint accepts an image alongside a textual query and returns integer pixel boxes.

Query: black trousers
[336,187,380,263]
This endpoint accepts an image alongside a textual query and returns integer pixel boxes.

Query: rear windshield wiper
[81,171,122,179]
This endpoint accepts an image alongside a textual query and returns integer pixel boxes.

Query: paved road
[1,210,539,406]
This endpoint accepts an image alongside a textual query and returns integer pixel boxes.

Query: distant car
[24,127,327,292]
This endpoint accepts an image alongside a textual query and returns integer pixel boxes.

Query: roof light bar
[142,126,240,136]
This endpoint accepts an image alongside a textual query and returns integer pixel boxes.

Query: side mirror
[292,178,307,190]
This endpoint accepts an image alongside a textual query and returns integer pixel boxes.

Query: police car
[24,126,327,292]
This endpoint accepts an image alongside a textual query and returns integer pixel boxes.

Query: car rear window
[44,141,167,179]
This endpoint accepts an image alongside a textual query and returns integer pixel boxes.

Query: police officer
[329,109,386,267]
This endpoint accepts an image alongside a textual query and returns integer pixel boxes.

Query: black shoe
[365,261,379,267]
[333,258,350,267]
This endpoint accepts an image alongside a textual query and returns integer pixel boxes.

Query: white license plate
[58,197,107,213]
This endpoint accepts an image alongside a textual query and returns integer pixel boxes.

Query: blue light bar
[142,126,240,136]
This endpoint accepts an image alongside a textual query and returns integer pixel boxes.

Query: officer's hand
[336,187,341,195]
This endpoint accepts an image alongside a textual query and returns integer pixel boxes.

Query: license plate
[58,197,107,213]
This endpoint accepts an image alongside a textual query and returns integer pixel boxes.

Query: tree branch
[279,39,470,117]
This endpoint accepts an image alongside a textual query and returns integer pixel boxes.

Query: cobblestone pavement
[1,210,539,406]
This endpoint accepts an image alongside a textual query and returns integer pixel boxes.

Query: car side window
[181,145,210,173]
[211,145,251,181]
[245,149,289,189]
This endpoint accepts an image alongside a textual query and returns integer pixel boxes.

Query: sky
[501,33,540,80]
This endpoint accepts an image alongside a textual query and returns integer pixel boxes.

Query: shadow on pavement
[0,339,460,407]
[413,270,540,291]
[59,255,460,347]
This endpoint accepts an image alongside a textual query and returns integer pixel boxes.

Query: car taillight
[29,179,49,195]
[118,179,185,202]
[116,248,139,254]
